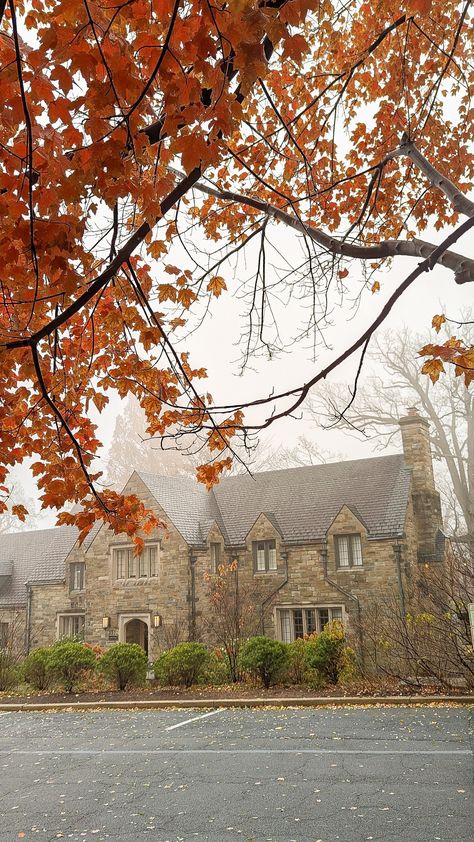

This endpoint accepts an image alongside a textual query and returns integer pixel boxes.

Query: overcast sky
[8,206,474,530]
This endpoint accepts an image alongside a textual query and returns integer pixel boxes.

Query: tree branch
[190,178,474,284]
[4,166,202,350]
[396,137,474,218]
[208,215,474,425]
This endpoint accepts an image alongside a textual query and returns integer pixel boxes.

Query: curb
[0,695,472,712]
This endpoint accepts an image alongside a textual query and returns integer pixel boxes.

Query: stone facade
[1,409,444,659]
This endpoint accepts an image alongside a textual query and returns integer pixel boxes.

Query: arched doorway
[124,618,149,656]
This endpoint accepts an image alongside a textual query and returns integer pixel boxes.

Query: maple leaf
[207,276,227,297]
[431,314,446,333]
[12,503,28,521]
[371,281,380,293]
[148,240,167,259]
[421,358,445,383]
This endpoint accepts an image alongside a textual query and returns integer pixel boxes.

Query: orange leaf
[431,314,446,334]
[207,276,227,297]
[421,358,445,383]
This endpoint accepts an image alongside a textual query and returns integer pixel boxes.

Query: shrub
[22,648,51,691]
[288,637,313,684]
[198,650,230,685]
[99,643,148,690]
[306,621,345,684]
[154,642,210,688]
[239,636,289,689]
[47,640,97,692]
[0,651,18,691]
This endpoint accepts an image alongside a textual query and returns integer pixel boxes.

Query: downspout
[393,542,406,619]
[189,549,197,641]
[25,581,32,654]
[320,541,365,668]
[261,551,289,634]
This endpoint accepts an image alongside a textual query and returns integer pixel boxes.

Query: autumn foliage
[0,0,473,535]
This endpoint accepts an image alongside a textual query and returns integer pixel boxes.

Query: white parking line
[165,708,224,731]
[0,748,470,756]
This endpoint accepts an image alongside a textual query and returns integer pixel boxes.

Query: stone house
[0,409,444,660]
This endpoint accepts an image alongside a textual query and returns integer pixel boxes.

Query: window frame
[277,605,344,642]
[57,613,85,640]
[252,539,278,573]
[113,542,160,581]
[210,542,222,574]
[335,533,363,569]
[0,621,9,649]
[69,561,85,592]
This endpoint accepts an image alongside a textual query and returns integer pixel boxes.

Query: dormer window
[253,539,277,572]
[69,562,85,592]
[335,534,363,568]
[114,544,159,580]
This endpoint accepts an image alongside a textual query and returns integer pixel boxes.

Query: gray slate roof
[0,526,78,607]
[140,453,411,547]
[136,472,229,545]
[0,454,412,608]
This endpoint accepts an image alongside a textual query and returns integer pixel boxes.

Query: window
[58,614,85,640]
[253,540,277,572]
[210,543,222,574]
[69,562,85,591]
[0,622,9,649]
[114,544,159,579]
[278,606,343,642]
[335,534,363,568]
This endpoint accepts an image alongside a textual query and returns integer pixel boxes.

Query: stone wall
[0,607,26,656]
[194,505,418,650]
[29,582,71,649]
[81,473,191,660]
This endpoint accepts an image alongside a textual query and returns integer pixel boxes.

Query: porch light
[102,616,110,629]
[153,613,162,628]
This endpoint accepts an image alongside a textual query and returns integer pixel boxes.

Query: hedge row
[0,641,148,693]
[0,623,357,693]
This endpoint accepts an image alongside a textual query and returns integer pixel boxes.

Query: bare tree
[200,561,270,682]
[359,541,474,689]
[309,320,474,537]
[106,398,340,488]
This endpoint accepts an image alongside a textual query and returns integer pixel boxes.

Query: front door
[124,618,149,656]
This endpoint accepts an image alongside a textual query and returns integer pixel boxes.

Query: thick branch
[191,179,474,283]
[395,137,474,218]
[4,167,202,350]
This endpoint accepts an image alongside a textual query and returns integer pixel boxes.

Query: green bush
[306,622,345,684]
[22,648,51,691]
[47,640,97,692]
[198,650,230,685]
[239,636,289,689]
[288,637,314,684]
[99,643,148,690]
[0,651,18,691]
[154,642,210,688]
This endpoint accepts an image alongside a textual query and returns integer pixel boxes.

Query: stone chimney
[399,407,443,562]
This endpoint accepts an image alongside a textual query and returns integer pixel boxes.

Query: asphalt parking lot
[0,705,472,842]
